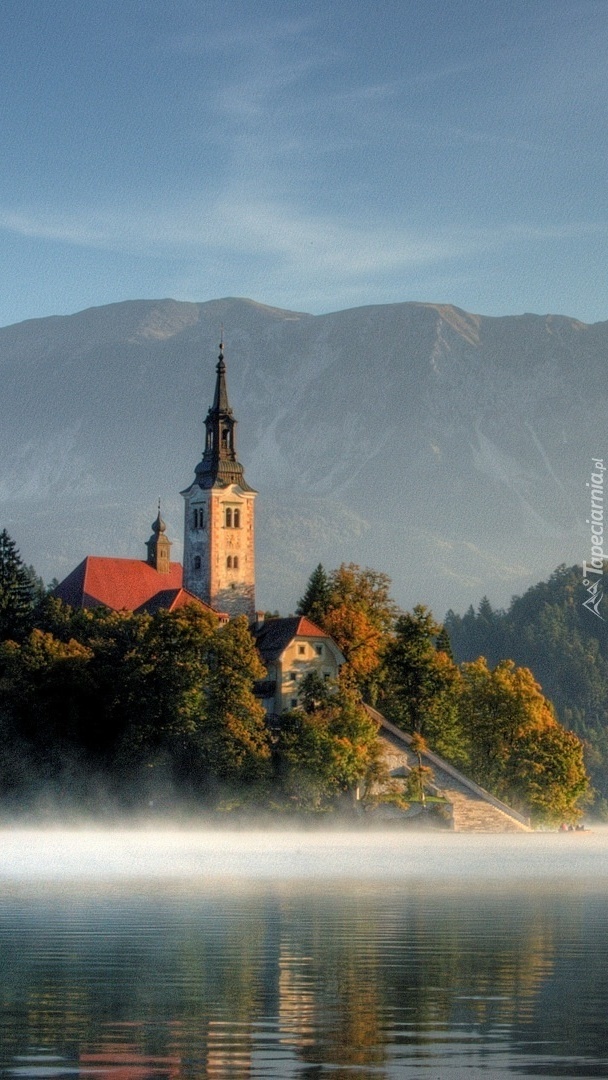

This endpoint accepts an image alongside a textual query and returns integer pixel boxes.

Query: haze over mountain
[1,297,605,616]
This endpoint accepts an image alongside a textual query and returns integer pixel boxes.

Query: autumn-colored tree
[300,563,398,696]
[322,603,386,689]
[459,657,589,823]
[506,723,589,824]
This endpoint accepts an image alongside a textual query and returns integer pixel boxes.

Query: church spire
[211,335,230,414]
[194,338,253,490]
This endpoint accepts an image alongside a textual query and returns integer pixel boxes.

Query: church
[52,342,534,828]
[54,341,345,705]
[55,341,255,620]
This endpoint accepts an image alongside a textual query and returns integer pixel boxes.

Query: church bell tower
[181,340,257,618]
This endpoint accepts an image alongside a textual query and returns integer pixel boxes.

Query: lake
[0,828,607,1078]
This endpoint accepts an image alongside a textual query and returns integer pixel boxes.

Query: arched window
[194,556,201,571]
[233,508,240,529]
[226,556,232,569]
[222,427,231,449]
[193,508,204,529]
[225,508,232,528]
[233,555,239,569]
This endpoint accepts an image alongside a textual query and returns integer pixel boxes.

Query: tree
[0,598,275,810]
[458,657,590,824]
[202,616,271,788]
[0,629,95,794]
[299,670,335,713]
[301,563,399,696]
[506,723,589,825]
[275,687,383,810]
[408,732,431,804]
[382,606,466,765]
[0,530,35,641]
[297,564,331,624]
[444,564,608,805]
[115,608,271,802]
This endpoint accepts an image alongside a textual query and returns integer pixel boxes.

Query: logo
[582,458,605,620]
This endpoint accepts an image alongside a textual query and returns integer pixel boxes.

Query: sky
[1,0,606,328]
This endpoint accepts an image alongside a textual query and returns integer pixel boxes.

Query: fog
[1,828,606,883]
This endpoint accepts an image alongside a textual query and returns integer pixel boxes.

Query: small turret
[146,500,172,573]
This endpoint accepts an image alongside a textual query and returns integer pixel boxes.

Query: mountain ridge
[1,296,605,616]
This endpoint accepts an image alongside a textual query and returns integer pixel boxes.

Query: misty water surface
[1,829,607,1078]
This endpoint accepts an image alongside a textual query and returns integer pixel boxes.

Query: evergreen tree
[296,564,331,623]
[382,605,466,765]
[0,530,35,641]
[435,625,454,660]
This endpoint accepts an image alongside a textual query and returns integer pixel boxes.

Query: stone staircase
[365,705,532,833]
[442,790,531,832]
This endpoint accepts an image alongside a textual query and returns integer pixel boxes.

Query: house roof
[251,615,341,662]
[135,586,224,618]
[53,556,221,618]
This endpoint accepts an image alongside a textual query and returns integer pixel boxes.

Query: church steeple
[194,339,253,491]
[181,337,257,618]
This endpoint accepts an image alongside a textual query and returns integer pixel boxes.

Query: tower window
[233,508,240,528]
[193,508,204,529]
[225,508,232,528]
[233,555,239,569]
[227,556,232,569]
[194,556,201,571]
[222,427,231,449]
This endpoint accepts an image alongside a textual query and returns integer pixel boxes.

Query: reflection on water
[0,831,608,1078]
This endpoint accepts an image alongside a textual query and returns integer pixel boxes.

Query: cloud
[0,195,476,286]
[2,195,606,273]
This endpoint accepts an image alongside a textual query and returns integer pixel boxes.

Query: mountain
[1,296,606,616]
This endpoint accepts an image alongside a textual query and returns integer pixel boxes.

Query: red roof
[251,616,339,662]
[138,587,227,620]
[54,557,221,618]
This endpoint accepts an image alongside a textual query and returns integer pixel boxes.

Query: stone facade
[251,616,345,716]
[182,482,256,618]
[181,342,257,619]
